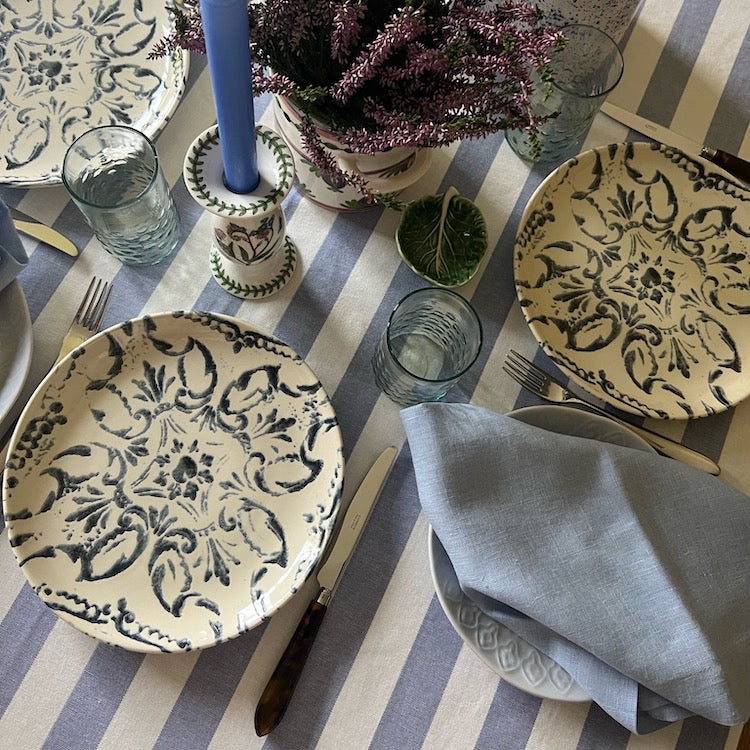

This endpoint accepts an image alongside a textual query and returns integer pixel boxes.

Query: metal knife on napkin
[254,445,398,736]
[601,101,750,184]
[11,207,79,257]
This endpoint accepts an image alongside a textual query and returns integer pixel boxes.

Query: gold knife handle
[254,587,330,736]
[702,147,750,185]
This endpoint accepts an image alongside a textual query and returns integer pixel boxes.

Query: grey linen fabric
[401,402,750,734]
[0,200,27,291]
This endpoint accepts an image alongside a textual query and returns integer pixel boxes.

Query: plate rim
[0,280,33,434]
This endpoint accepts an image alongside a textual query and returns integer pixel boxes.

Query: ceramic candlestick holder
[183,124,297,299]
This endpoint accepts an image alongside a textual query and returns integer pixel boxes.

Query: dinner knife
[254,445,398,736]
[10,207,79,257]
[600,101,750,184]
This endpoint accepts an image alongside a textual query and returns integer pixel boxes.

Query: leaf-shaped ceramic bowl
[396,188,488,287]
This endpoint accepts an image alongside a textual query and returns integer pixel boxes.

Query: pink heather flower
[153,0,564,193]
[331,1,367,64]
[331,6,427,102]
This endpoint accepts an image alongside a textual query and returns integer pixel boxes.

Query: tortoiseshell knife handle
[254,588,329,736]
[702,147,750,184]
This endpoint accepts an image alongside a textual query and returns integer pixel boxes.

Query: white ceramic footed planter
[273,96,432,211]
[183,125,297,299]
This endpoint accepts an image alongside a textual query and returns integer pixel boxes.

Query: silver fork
[55,276,113,364]
[503,349,720,475]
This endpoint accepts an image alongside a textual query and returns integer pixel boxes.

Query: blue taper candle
[199,0,260,193]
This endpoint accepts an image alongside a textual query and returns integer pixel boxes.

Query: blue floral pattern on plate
[3,312,343,653]
[0,0,189,186]
[514,142,750,419]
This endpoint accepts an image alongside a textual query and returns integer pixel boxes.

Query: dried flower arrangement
[154,0,563,196]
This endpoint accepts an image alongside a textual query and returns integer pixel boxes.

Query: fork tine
[502,364,544,396]
[89,282,113,331]
[73,277,98,324]
[508,348,571,389]
[505,351,546,389]
[77,278,112,331]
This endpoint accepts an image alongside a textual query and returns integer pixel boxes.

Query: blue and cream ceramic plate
[2,312,344,653]
[428,404,652,702]
[0,1,189,186]
[514,142,750,419]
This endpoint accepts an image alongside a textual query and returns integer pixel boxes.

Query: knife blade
[601,101,750,184]
[10,207,79,257]
[254,445,398,737]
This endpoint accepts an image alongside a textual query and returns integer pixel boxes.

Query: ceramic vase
[272,96,432,212]
[183,124,297,299]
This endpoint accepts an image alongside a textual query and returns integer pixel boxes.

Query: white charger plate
[3,312,343,653]
[0,1,189,186]
[514,142,750,419]
[0,281,33,435]
[428,404,653,701]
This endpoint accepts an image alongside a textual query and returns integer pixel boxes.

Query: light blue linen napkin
[402,402,750,734]
[0,200,28,290]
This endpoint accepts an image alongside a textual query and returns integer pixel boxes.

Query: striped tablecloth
[2,1,749,748]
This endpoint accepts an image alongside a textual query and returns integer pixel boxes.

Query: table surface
[2,1,749,748]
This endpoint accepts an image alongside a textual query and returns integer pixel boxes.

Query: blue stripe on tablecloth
[576,703,631,749]
[676,716,731,749]
[152,628,265,750]
[0,584,57,718]
[705,26,750,155]
[475,679,542,749]
[638,0,720,123]
[256,456,420,750]
[41,645,143,750]
[367,597,463,750]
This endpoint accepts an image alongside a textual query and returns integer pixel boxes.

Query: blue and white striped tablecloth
[2,1,749,748]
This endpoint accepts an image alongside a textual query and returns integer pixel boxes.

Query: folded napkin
[0,200,28,291]
[402,402,750,734]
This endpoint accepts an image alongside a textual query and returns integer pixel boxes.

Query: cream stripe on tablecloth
[312,511,436,750]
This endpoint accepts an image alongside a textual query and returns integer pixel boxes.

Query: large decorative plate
[2,312,343,653]
[0,281,33,435]
[514,142,750,419]
[429,404,653,702]
[0,1,189,186]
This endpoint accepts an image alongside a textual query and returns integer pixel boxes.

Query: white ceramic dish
[514,142,750,419]
[3,312,343,653]
[428,404,653,701]
[0,281,33,435]
[0,1,189,186]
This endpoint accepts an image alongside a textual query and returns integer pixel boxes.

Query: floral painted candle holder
[183,124,297,299]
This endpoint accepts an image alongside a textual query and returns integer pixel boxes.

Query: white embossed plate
[0,1,189,186]
[514,142,750,419]
[0,281,33,435]
[428,404,652,701]
[2,312,343,653]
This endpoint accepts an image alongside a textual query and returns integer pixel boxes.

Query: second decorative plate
[514,142,750,419]
[0,1,189,186]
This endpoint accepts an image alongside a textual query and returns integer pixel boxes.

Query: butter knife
[254,445,398,736]
[601,101,750,184]
[10,207,79,257]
